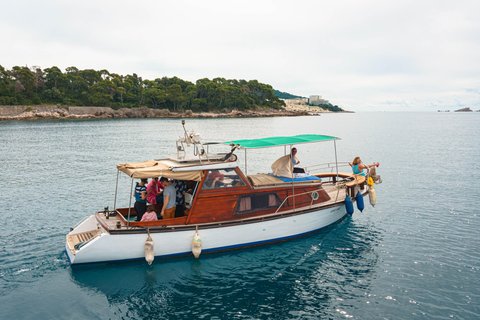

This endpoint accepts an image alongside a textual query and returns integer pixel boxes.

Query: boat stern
[65,215,102,265]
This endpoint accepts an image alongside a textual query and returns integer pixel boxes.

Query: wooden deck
[322,183,348,206]
[95,211,129,232]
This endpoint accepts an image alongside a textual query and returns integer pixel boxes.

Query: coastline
[0,104,339,121]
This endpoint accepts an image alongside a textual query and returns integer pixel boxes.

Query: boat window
[235,193,282,214]
[202,169,246,190]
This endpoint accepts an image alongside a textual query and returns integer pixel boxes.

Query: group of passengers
[134,177,190,222]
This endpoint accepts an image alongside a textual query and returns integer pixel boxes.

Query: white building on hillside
[309,95,329,106]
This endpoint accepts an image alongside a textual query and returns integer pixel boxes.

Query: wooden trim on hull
[95,183,368,236]
[104,199,349,235]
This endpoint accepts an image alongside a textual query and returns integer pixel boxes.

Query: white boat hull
[66,205,348,265]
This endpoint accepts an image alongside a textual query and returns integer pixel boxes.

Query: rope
[335,180,347,189]
[74,242,86,250]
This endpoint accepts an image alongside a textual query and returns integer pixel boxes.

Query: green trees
[11,66,36,103]
[0,65,286,111]
[0,66,12,104]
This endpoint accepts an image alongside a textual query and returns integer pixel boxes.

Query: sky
[1,0,480,111]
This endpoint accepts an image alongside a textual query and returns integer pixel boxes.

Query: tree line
[273,89,305,100]
[0,65,286,111]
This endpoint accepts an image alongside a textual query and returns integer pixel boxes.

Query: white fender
[144,229,154,265]
[369,186,377,207]
[192,232,202,258]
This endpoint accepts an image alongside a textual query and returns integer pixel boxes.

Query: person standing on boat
[160,177,176,219]
[146,177,164,207]
[349,157,379,176]
[172,179,187,217]
[291,147,305,173]
[134,178,148,221]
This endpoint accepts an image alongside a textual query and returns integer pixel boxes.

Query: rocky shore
[0,105,314,121]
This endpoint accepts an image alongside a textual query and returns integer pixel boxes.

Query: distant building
[309,95,329,106]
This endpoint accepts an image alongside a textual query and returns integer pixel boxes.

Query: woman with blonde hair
[349,156,379,176]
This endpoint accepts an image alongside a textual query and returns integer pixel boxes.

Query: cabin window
[202,169,246,190]
[235,193,282,214]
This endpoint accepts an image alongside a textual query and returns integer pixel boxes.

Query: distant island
[454,107,473,112]
[0,65,344,118]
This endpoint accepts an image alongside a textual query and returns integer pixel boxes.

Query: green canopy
[223,134,340,149]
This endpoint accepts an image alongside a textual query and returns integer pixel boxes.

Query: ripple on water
[1,115,480,319]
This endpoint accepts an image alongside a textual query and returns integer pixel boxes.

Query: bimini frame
[221,134,341,210]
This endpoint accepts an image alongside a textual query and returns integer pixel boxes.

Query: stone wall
[0,105,63,116]
[0,105,116,116]
[67,106,114,115]
[0,105,311,121]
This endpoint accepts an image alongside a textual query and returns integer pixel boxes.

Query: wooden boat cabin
[113,158,332,229]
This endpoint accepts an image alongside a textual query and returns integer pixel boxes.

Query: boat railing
[69,216,90,232]
[303,162,351,174]
[72,231,102,251]
[274,187,328,214]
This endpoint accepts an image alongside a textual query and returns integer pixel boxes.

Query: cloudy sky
[2,0,479,111]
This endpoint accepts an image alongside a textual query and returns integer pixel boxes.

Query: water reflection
[69,217,382,319]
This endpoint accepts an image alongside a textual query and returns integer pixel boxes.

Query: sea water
[0,113,479,319]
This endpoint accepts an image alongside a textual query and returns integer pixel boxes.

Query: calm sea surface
[1,113,479,319]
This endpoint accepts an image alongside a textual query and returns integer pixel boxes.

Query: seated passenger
[349,156,379,177]
[291,147,305,173]
[210,170,224,186]
[203,170,224,189]
[141,204,158,222]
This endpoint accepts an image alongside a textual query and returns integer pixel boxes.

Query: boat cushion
[247,173,322,187]
[268,173,322,183]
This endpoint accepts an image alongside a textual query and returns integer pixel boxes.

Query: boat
[66,121,377,265]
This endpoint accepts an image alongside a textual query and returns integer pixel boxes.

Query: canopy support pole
[290,145,295,211]
[127,177,134,228]
[114,170,120,211]
[334,140,339,181]
[244,149,247,175]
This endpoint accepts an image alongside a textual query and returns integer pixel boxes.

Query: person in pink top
[141,204,158,221]
[146,177,164,205]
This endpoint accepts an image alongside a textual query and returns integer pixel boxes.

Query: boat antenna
[181,120,190,145]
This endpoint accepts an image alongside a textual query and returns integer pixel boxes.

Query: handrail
[73,233,102,251]
[274,187,325,214]
[69,216,90,231]
[303,161,350,174]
